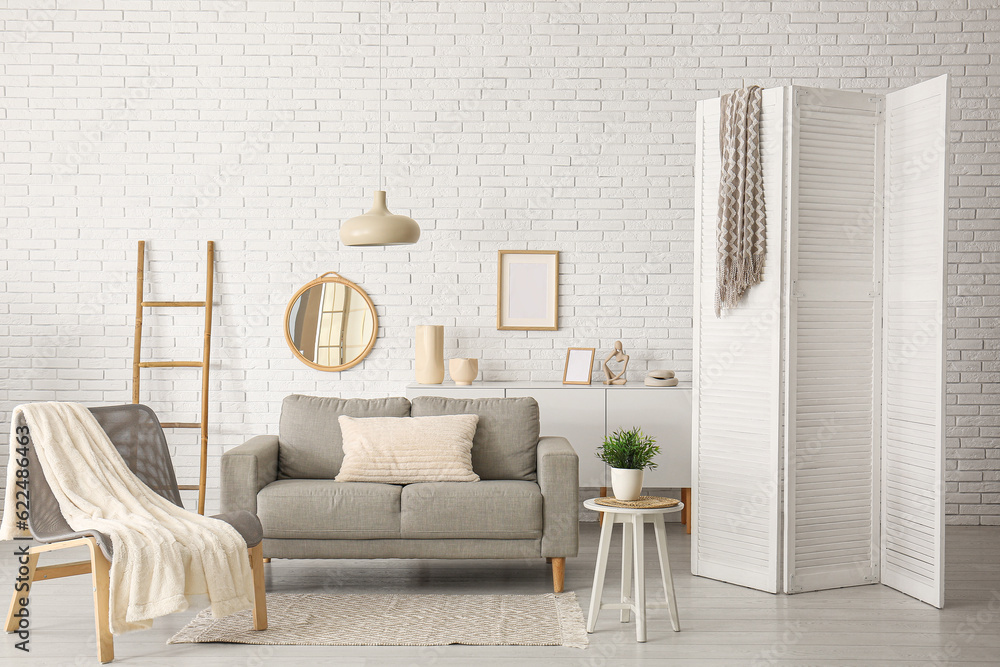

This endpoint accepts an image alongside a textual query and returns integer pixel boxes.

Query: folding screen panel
[782,88,882,593]
[880,75,949,608]
[691,89,785,593]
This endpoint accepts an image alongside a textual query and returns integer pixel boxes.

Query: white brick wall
[1,1,997,522]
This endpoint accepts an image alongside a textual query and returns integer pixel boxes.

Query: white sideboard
[404,381,692,489]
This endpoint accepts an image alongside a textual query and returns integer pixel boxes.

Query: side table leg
[586,511,615,633]
[632,514,647,642]
[620,517,633,623]
[653,513,681,631]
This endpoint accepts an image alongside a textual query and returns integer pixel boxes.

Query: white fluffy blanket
[0,402,254,634]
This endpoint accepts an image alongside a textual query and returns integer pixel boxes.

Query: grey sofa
[221,394,580,592]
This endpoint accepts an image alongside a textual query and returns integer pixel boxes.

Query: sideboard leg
[681,488,692,535]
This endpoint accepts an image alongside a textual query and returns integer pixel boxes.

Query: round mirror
[284,272,378,371]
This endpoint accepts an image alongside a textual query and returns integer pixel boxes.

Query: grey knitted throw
[716,85,767,316]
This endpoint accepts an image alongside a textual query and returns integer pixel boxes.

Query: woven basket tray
[594,496,680,509]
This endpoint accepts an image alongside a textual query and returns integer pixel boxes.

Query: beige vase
[449,358,479,385]
[415,325,445,384]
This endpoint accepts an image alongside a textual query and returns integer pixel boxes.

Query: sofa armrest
[537,436,579,558]
[221,435,279,515]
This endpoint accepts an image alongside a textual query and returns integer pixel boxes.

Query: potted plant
[597,427,660,501]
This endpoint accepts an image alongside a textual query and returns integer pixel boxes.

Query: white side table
[583,498,682,642]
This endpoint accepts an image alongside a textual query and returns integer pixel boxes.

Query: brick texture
[1,1,997,520]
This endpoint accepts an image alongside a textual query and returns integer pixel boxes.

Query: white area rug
[169,592,588,649]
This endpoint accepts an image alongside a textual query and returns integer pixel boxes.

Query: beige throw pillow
[335,414,480,484]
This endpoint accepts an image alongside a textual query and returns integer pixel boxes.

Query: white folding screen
[692,76,948,607]
[783,88,882,594]
[880,76,949,608]
[691,88,785,593]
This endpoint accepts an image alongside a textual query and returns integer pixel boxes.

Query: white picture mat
[564,349,594,383]
[499,252,557,329]
[508,263,548,319]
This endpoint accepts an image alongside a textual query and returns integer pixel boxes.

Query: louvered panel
[692,89,784,593]
[795,94,878,284]
[880,75,948,609]
[788,300,878,591]
[783,88,880,595]
[697,103,722,281]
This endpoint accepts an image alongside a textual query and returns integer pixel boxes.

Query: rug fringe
[552,592,589,649]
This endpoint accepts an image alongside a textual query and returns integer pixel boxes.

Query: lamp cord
[378,0,383,192]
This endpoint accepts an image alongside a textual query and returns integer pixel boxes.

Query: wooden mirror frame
[283,272,378,372]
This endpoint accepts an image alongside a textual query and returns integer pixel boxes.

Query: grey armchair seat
[222,395,580,593]
[4,404,267,663]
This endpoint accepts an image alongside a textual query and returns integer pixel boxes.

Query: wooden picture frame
[563,347,595,385]
[497,250,559,331]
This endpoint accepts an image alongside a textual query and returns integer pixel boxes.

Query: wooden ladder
[131,240,215,515]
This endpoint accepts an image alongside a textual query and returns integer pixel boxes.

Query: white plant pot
[610,468,644,501]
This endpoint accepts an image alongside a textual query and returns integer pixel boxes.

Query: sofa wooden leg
[546,557,552,564]
[86,539,114,664]
[552,557,565,593]
[598,486,608,525]
[249,544,268,631]
[263,558,271,564]
[5,551,38,632]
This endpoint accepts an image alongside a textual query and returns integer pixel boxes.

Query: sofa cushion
[336,414,480,484]
[278,394,411,479]
[400,481,543,539]
[257,479,401,539]
[410,396,540,481]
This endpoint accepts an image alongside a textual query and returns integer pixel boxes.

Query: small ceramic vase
[449,358,479,385]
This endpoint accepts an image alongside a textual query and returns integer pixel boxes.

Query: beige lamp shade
[340,190,420,246]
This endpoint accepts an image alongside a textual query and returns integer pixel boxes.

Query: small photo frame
[497,250,559,331]
[563,347,595,385]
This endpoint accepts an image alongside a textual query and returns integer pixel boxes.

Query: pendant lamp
[340,1,420,246]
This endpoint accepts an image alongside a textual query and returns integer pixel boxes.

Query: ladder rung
[177,484,200,491]
[139,361,203,368]
[142,301,206,308]
[160,422,201,429]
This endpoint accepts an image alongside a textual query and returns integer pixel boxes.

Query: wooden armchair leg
[5,551,38,633]
[86,539,114,664]
[551,557,566,593]
[248,544,268,631]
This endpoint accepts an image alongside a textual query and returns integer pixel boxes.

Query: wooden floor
[2,523,999,665]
